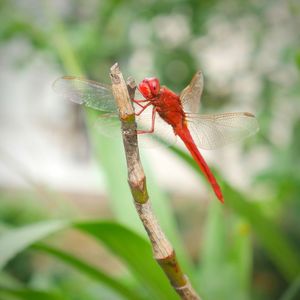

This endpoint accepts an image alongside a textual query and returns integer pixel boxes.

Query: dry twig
[109,63,201,300]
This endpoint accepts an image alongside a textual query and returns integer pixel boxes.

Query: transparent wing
[93,108,177,148]
[93,113,121,139]
[53,76,117,112]
[186,112,259,150]
[180,71,204,113]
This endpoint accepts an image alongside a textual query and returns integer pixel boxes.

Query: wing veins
[185,112,259,149]
[53,76,116,112]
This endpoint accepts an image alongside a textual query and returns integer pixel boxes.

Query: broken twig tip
[126,76,137,89]
[110,62,119,71]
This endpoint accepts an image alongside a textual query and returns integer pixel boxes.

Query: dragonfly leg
[134,102,147,109]
[133,99,150,103]
[137,107,157,135]
[135,101,152,116]
[133,99,150,109]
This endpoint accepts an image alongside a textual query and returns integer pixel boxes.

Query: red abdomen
[176,126,224,203]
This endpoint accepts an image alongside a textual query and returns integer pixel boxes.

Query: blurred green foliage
[0,0,300,299]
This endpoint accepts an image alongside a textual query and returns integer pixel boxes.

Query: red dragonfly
[53,71,259,203]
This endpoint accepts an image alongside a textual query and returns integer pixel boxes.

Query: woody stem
[109,63,201,300]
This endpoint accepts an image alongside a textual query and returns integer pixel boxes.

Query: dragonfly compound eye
[149,78,160,96]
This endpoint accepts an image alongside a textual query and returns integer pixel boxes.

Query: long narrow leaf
[230,220,252,296]
[223,183,300,281]
[0,220,178,300]
[168,144,300,281]
[279,275,300,300]
[0,287,66,300]
[0,220,68,270]
[201,201,227,271]
[75,221,178,300]
[199,202,232,300]
[32,243,147,300]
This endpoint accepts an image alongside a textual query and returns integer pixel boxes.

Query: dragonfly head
[139,77,160,99]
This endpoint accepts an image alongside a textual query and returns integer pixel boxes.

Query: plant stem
[109,63,201,300]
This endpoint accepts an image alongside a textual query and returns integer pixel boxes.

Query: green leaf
[0,287,66,300]
[0,220,68,270]
[295,51,300,70]
[86,111,144,233]
[279,275,300,300]
[75,221,178,300]
[32,243,147,300]
[223,183,300,281]
[169,144,300,281]
[142,158,193,273]
[201,201,226,271]
[199,202,232,300]
[230,220,252,296]
[199,204,251,300]
[0,220,178,300]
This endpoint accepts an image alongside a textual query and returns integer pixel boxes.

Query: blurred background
[0,0,300,299]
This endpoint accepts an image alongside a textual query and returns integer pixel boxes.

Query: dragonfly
[53,71,259,203]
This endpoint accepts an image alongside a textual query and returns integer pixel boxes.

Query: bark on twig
[109,63,201,300]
